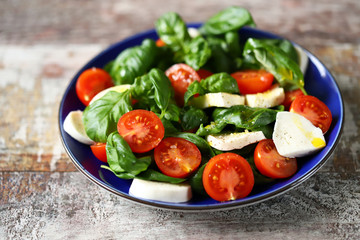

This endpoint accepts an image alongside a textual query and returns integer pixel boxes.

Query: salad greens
[82,6,304,186]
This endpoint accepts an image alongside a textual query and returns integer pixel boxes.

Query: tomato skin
[290,95,332,133]
[282,89,304,110]
[117,110,165,153]
[231,69,274,94]
[196,69,213,79]
[156,39,166,47]
[76,68,114,106]
[202,153,254,202]
[165,63,201,106]
[154,137,201,178]
[254,139,297,179]
[90,143,107,163]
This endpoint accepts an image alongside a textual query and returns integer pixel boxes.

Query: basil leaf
[184,72,238,104]
[110,39,157,85]
[83,91,132,143]
[200,7,256,35]
[243,38,305,92]
[101,165,135,180]
[184,36,212,70]
[189,164,208,196]
[106,132,151,176]
[155,12,190,54]
[163,103,181,122]
[200,72,239,93]
[131,68,174,117]
[180,106,208,131]
[184,81,206,105]
[136,169,185,184]
[260,39,299,64]
[197,105,278,136]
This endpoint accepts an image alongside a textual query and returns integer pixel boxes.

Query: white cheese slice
[89,84,131,105]
[295,45,309,74]
[63,110,95,145]
[273,111,326,158]
[129,179,192,203]
[245,87,285,108]
[190,92,245,109]
[188,27,201,38]
[206,131,266,151]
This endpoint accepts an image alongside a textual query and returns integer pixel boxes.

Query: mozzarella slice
[188,27,201,38]
[295,45,309,74]
[206,131,266,151]
[129,179,192,203]
[190,92,245,109]
[89,84,131,105]
[273,112,326,158]
[63,110,95,145]
[245,87,285,108]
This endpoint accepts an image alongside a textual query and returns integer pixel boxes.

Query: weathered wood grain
[1,172,359,239]
[0,0,359,46]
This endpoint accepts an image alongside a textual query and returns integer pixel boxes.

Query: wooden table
[1,0,359,239]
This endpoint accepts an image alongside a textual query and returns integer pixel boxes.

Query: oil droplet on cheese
[311,138,326,148]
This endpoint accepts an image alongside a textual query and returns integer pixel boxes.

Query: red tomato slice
[117,110,165,153]
[90,143,107,163]
[156,39,166,47]
[76,68,114,106]
[282,89,305,110]
[202,153,254,202]
[196,69,213,79]
[154,137,201,178]
[254,139,297,179]
[231,69,274,94]
[290,95,332,133]
[165,63,201,106]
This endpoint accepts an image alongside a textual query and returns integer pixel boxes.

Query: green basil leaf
[155,12,190,54]
[163,103,181,122]
[184,36,212,70]
[130,68,174,116]
[106,132,151,176]
[136,169,185,184]
[200,7,256,35]
[200,73,239,94]
[101,165,135,180]
[243,38,305,92]
[110,39,157,85]
[197,105,278,137]
[184,81,206,105]
[189,164,209,196]
[83,91,132,143]
[180,106,208,131]
[260,39,299,64]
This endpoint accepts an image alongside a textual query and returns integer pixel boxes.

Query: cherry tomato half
[90,143,107,163]
[76,68,114,106]
[156,39,166,47]
[290,95,332,133]
[202,153,254,202]
[282,89,305,110]
[254,139,297,179]
[165,63,201,106]
[154,137,201,178]
[231,69,274,94]
[196,69,213,79]
[117,110,164,153]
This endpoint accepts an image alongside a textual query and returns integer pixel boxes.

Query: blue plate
[58,24,344,211]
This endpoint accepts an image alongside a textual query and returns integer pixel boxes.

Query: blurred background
[0,0,359,239]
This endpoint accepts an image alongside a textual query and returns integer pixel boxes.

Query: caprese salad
[63,7,332,203]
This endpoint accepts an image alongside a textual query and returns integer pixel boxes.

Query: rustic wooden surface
[0,0,359,239]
